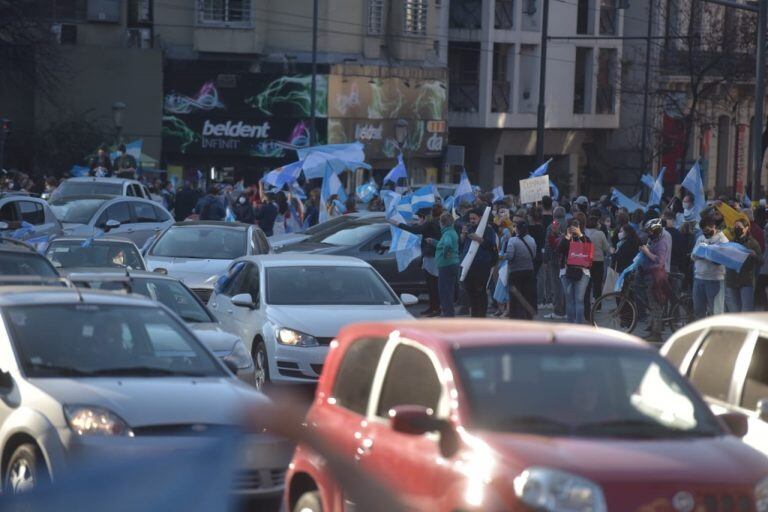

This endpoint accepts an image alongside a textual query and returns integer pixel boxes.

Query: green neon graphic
[162,116,199,154]
[367,78,404,119]
[245,76,328,117]
[413,81,447,119]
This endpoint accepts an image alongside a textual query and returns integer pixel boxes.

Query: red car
[285,320,768,512]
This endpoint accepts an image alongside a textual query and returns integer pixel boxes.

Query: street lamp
[112,101,126,145]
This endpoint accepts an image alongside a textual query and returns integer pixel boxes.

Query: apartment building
[447,0,623,195]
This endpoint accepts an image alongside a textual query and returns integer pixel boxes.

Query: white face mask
[683,203,692,211]
[238,197,246,204]
[618,231,626,240]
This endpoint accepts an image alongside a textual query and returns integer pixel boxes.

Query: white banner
[519,175,550,204]
[460,206,491,282]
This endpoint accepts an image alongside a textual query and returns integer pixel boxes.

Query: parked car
[49,177,151,202]
[49,195,173,247]
[44,237,146,271]
[0,286,291,496]
[67,269,256,385]
[208,255,416,390]
[0,238,60,278]
[144,221,270,303]
[276,214,425,294]
[662,313,768,456]
[0,194,63,243]
[268,212,382,250]
[286,319,768,512]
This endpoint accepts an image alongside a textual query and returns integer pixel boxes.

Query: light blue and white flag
[611,188,646,212]
[81,228,106,248]
[529,158,552,178]
[70,165,90,177]
[319,165,347,224]
[356,180,379,204]
[380,190,405,224]
[289,181,307,200]
[397,195,414,222]
[389,226,422,272]
[453,169,474,206]
[286,203,303,233]
[225,206,236,223]
[297,142,370,179]
[8,221,36,240]
[615,252,648,292]
[442,195,455,213]
[693,241,751,271]
[383,154,408,185]
[640,174,655,190]
[549,181,560,201]
[411,185,435,212]
[262,160,303,189]
[491,186,505,203]
[649,167,666,207]
[681,161,706,218]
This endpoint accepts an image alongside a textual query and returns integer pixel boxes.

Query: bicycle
[591,270,693,337]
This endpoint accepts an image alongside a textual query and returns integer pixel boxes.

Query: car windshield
[4,304,224,378]
[50,199,106,224]
[57,181,123,197]
[454,345,722,439]
[266,266,399,305]
[81,278,213,323]
[150,226,246,259]
[46,240,146,270]
[304,223,383,246]
[0,252,59,276]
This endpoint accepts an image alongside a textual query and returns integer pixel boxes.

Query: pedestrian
[612,223,640,273]
[390,206,442,317]
[639,219,671,343]
[161,182,176,213]
[89,146,113,177]
[459,208,498,317]
[744,207,766,253]
[543,206,567,320]
[304,189,321,227]
[174,181,201,221]
[585,215,611,311]
[725,219,762,312]
[504,220,538,320]
[528,208,546,307]
[691,216,729,319]
[233,193,256,224]
[114,143,137,178]
[254,192,279,236]
[194,186,226,221]
[428,212,460,317]
[557,218,593,324]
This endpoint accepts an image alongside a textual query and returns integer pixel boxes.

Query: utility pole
[309,0,319,147]
[753,0,766,199]
[639,0,654,175]
[535,0,550,164]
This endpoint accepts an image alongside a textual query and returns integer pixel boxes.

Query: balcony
[495,0,514,29]
[450,0,482,29]
[491,81,512,112]
[449,82,480,112]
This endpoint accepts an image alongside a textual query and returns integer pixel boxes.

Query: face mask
[683,203,692,210]
[238,197,246,204]
[618,231,626,240]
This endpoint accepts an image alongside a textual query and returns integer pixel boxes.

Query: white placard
[519,175,550,204]
[460,206,491,282]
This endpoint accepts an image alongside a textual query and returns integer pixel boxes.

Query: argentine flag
[356,180,379,204]
[319,166,347,224]
[611,187,646,213]
[649,167,666,207]
[640,174,655,190]
[225,206,237,223]
[529,158,552,178]
[411,185,435,212]
[262,161,303,189]
[693,241,751,271]
[681,161,706,218]
[615,252,648,291]
[383,154,408,185]
[397,195,414,222]
[381,190,406,224]
[389,226,422,272]
[491,186,505,203]
[453,170,474,206]
[549,181,560,200]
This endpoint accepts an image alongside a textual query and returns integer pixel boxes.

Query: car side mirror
[0,371,13,392]
[718,412,749,438]
[223,359,239,375]
[231,293,256,309]
[757,399,768,422]
[389,405,459,458]
[104,219,121,232]
[400,293,419,306]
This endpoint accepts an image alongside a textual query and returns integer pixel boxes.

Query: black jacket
[397,219,441,257]
[233,202,256,224]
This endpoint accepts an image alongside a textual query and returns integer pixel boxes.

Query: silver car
[0,194,63,244]
[49,177,151,202]
[66,270,256,385]
[50,195,173,247]
[0,286,291,495]
[144,221,271,303]
[44,237,147,271]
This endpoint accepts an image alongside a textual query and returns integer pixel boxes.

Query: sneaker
[544,312,566,320]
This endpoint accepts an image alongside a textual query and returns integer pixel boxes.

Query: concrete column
[478,0,495,125]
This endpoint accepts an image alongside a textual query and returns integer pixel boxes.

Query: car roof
[65,177,138,184]
[667,313,768,340]
[50,194,114,203]
[65,268,175,281]
[238,254,373,268]
[170,221,252,229]
[339,319,647,350]
[0,286,153,308]
[48,237,138,246]
[0,238,38,254]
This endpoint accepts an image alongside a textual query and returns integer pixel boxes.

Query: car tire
[4,443,48,494]
[294,491,323,512]
[254,341,270,391]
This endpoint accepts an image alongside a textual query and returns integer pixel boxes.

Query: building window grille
[403,0,428,35]
[197,0,252,26]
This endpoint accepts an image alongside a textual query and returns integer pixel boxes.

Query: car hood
[275,242,346,254]
[266,304,412,337]
[480,432,768,485]
[268,233,309,249]
[145,256,230,288]
[31,377,266,427]
[61,224,94,236]
[188,322,239,355]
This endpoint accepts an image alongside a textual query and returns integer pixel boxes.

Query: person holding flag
[691,216,729,319]
[725,218,762,312]
[459,208,498,317]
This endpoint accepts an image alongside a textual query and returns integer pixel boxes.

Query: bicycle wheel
[591,292,638,333]
[666,294,694,333]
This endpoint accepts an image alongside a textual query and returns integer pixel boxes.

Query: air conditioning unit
[51,23,78,45]
[126,28,152,48]
[87,0,120,23]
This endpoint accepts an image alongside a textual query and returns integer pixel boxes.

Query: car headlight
[756,475,768,512]
[277,328,319,347]
[513,467,607,512]
[223,340,254,369]
[64,405,133,437]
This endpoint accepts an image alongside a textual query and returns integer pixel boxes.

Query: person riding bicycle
[639,218,671,342]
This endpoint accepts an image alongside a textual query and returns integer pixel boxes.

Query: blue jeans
[693,279,725,319]
[561,274,589,324]
[725,286,755,313]
[438,264,459,317]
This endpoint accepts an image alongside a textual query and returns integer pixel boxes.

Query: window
[403,0,428,35]
[331,338,387,415]
[689,330,748,403]
[599,0,617,35]
[518,45,539,113]
[573,47,592,114]
[596,48,617,114]
[0,203,18,223]
[664,330,702,369]
[18,202,45,225]
[50,0,87,20]
[741,337,768,410]
[133,202,160,223]
[153,205,171,222]
[252,230,270,254]
[495,0,514,29]
[448,42,480,112]
[492,44,513,113]
[368,0,384,35]
[577,0,592,34]
[238,266,260,298]
[197,0,252,26]
[521,0,539,31]
[376,344,442,417]
[128,0,152,24]
[219,262,247,296]
[130,184,143,197]
[97,202,132,227]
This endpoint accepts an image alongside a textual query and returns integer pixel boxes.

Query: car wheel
[4,443,47,494]
[294,491,323,512]
[254,341,270,391]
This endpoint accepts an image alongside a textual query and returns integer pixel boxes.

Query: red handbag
[566,240,594,268]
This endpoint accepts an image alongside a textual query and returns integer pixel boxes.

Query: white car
[207,255,416,389]
[662,313,768,456]
[50,177,152,202]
